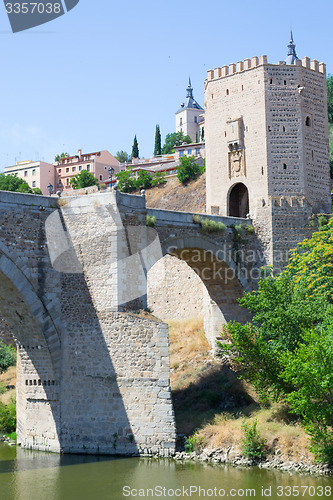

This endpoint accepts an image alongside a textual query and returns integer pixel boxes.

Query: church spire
[186,77,193,99]
[285,30,299,65]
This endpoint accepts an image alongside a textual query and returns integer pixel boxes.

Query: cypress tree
[154,125,161,156]
[132,135,139,159]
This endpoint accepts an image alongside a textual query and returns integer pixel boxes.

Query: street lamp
[47,183,53,196]
[108,167,115,190]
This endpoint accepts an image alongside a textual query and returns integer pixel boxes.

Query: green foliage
[0,173,33,194]
[241,420,267,461]
[0,342,16,374]
[327,75,333,124]
[161,131,192,154]
[151,171,166,187]
[132,135,139,159]
[115,169,136,193]
[146,215,156,227]
[0,397,16,434]
[193,214,226,233]
[6,431,17,441]
[0,383,6,395]
[318,215,328,230]
[201,127,205,142]
[154,125,161,156]
[54,152,67,162]
[115,150,131,163]
[135,170,152,190]
[200,219,226,234]
[177,156,202,183]
[70,170,99,190]
[116,169,166,193]
[184,431,204,454]
[329,126,333,179]
[245,225,254,234]
[220,219,333,462]
[32,188,42,195]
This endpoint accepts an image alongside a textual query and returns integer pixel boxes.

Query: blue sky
[0,0,332,168]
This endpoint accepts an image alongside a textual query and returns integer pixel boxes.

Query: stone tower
[205,34,330,270]
[176,78,204,142]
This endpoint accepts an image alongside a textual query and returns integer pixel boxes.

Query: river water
[0,443,332,500]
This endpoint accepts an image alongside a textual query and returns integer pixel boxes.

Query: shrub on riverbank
[0,397,16,434]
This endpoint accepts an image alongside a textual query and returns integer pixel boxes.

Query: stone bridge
[0,189,266,455]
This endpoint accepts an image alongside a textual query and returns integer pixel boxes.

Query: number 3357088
[5,3,62,14]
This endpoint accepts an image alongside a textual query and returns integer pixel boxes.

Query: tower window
[261,167,264,175]
[226,89,229,95]
[283,163,287,170]
[283,126,286,132]
[270,78,273,84]
[194,116,197,123]
[284,80,287,85]
[306,116,311,127]
[180,118,183,126]
[241,85,244,91]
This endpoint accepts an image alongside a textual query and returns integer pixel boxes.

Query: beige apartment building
[4,160,56,196]
[55,149,120,191]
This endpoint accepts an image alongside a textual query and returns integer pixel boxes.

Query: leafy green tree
[32,188,42,195]
[327,74,333,124]
[0,397,16,434]
[115,150,130,163]
[135,170,152,190]
[70,170,99,189]
[132,135,139,159]
[201,127,205,142]
[151,171,166,187]
[115,169,136,193]
[0,341,16,374]
[55,152,67,162]
[0,173,32,193]
[220,219,333,462]
[177,156,202,183]
[154,125,162,156]
[161,132,192,154]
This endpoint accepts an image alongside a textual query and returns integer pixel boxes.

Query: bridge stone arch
[149,234,253,348]
[0,244,62,452]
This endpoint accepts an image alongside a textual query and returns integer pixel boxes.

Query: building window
[58,169,61,174]
[188,149,192,155]
[79,166,82,171]
[196,148,200,155]
[306,116,311,127]
[32,169,36,176]
[180,118,183,126]
[179,151,184,157]
[24,171,28,177]
[66,167,69,173]
[99,175,103,181]
[72,167,76,172]
[194,116,197,123]
[32,181,36,187]
[283,163,287,170]
[226,89,229,95]
[66,178,70,185]
[270,78,273,84]
[87,165,90,172]
[284,80,287,85]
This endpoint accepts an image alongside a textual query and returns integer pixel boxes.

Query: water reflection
[0,444,332,500]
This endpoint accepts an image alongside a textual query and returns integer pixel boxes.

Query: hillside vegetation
[168,318,313,463]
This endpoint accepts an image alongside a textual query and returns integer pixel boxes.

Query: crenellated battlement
[206,55,326,83]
